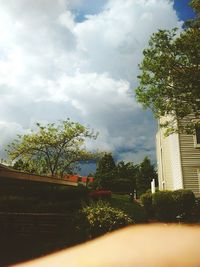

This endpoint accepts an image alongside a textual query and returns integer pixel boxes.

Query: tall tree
[136,157,157,197]
[135,0,200,135]
[7,119,97,177]
[94,153,117,189]
[117,161,137,194]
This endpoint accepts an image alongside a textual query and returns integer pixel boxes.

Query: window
[195,127,200,147]
[196,127,200,144]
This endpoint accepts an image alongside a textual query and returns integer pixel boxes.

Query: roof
[0,164,78,187]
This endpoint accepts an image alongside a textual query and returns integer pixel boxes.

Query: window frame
[194,126,200,148]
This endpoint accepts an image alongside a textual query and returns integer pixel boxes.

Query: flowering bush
[75,201,134,239]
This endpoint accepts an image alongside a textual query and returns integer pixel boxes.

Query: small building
[156,116,200,196]
[0,163,78,187]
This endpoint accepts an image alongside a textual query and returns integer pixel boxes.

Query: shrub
[193,198,200,221]
[105,179,133,193]
[75,201,134,240]
[152,191,177,222]
[140,192,154,218]
[109,194,147,223]
[172,189,195,220]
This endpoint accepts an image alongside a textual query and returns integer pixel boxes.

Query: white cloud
[0,0,182,166]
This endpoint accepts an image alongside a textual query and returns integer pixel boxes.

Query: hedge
[140,192,154,218]
[172,189,195,219]
[140,189,196,222]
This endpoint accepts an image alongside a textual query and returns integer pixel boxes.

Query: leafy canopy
[135,0,200,135]
[93,153,157,196]
[7,119,97,177]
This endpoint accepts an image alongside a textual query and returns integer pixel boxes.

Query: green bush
[109,194,147,223]
[140,192,154,218]
[172,189,195,220]
[104,179,133,193]
[139,190,196,222]
[152,191,177,222]
[193,198,200,221]
[0,181,88,213]
[75,201,134,240]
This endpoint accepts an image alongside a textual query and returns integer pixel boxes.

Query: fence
[0,212,75,266]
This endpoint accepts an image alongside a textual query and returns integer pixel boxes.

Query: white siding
[156,127,182,190]
[156,131,164,190]
[179,133,200,196]
[156,115,200,196]
[169,133,183,189]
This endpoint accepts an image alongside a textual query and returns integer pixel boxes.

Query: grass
[109,194,147,223]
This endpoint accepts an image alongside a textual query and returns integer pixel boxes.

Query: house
[0,163,78,187]
[156,116,200,196]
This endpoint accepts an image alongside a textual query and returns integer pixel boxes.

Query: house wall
[169,133,183,189]
[156,115,184,191]
[179,133,200,195]
[156,115,200,196]
[156,127,183,191]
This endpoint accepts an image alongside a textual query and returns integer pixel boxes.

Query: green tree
[117,161,137,192]
[7,119,97,177]
[13,159,37,173]
[136,157,157,197]
[135,0,200,135]
[94,153,117,189]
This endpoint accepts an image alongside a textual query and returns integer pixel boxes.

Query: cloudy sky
[0,0,194,171]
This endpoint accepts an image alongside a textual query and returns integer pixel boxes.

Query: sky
[0,0,195,173]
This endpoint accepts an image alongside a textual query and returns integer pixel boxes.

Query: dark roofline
[0,164,78,187]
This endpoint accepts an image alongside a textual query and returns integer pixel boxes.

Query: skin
[14,224,200,267]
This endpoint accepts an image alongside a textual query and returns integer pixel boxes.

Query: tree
[136,157,157,197]
[6,119,97,177]
[13,159,37,173]
[135,0,200,135]
[117,161,137,193]
[94,153,117,189]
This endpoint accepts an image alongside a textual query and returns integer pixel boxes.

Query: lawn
[109,194,147,223]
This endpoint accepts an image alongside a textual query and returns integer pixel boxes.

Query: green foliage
[13,159,36,173]
[152,191,177,222]
[140,190,196,222]
[135,3,200,135]
[186,0,200,28]
[109,194,147,223]
[75,201,134,239]
[6,119,97,176]
[152,189,195,222]
[116,161,137,193]
[105,179,132,193]
[95,153,117,189]
[172,189,195,218]
[140,192,154,218]
[0,178,88,212]
[94,154,156,196]
[193,197,200,220]
[136,157,158,197]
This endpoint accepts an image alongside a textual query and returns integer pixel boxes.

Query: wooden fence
[0,212,75,266]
